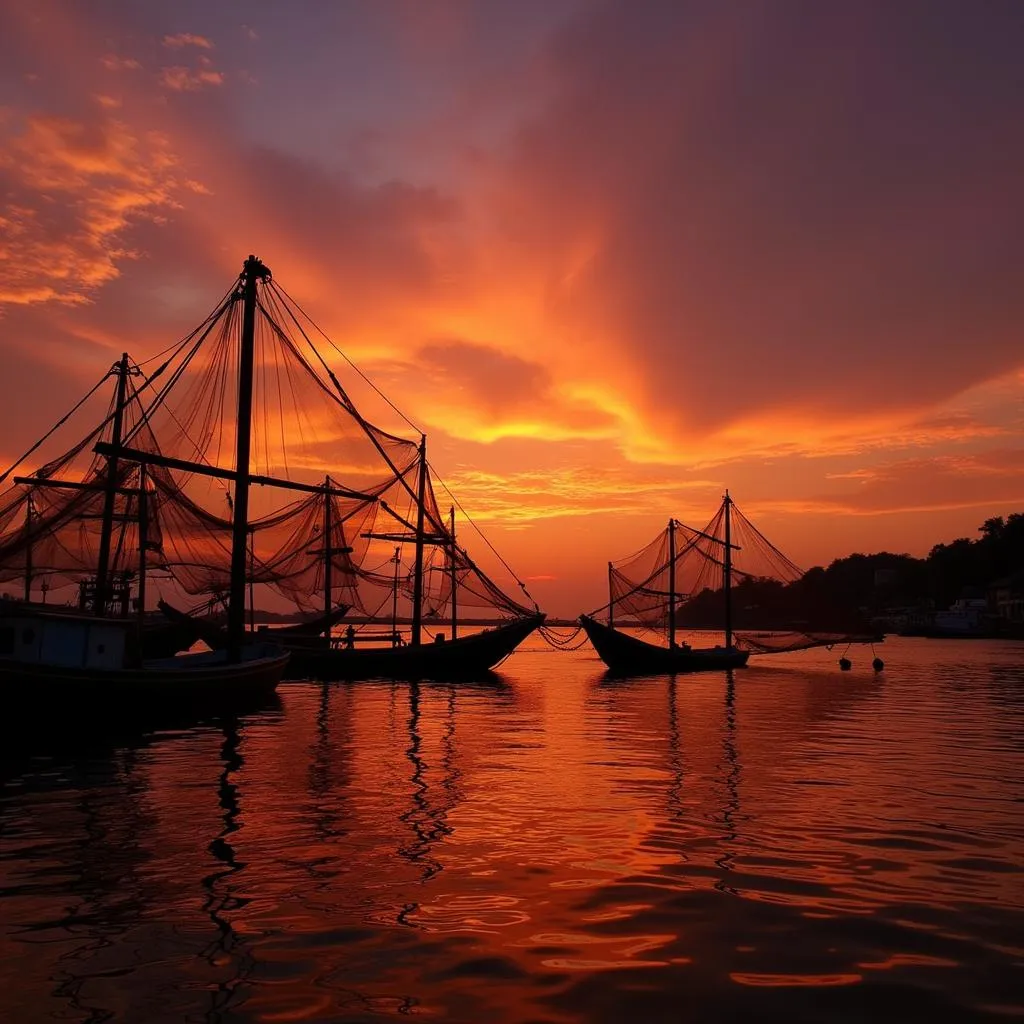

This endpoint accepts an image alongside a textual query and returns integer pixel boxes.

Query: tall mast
[391,546,401,642]
[137,466,148,638]
[227,255,270,662]
[410,434,427,647]
[95,352,130,615]
[323,475,332,638]
[23,493,33,602]
[667,518,677,649]
[724,490,733,649]
[608,561,614,627]
[449,505,458,641]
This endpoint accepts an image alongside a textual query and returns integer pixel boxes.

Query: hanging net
[0,262,534,628]
[593,498,877,654]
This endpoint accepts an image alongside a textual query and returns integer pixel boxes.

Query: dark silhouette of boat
[280,613,543,680]
[0,255,540,688]
[581,492,877,675]
[157,598,349,652]
[579,614,747,673]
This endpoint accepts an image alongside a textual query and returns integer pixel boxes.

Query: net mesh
[599,498,875,654]
[0,264,532,627]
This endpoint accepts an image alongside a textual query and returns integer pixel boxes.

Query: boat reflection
[396,681,463,926]
[200,714,254,1023]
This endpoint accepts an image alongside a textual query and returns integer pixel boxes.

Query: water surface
[2,636,1023,1021]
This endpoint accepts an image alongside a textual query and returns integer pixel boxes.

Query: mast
[248,528,256,633]
[668,517,677,649]
[410,434,427,647]
[391,546,400,642]
[23,493,33,602]
[95,352,130,615]
[227,255,270,662]
[137,466,147,639]
[449,505,458,641]
[724,490,733,649]
[323,476,332,639]
[608,561,614,628]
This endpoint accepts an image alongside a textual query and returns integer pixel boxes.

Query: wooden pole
[228,255,269,662]
[668,518,676,649]
[724,491,733,650]
[449,505,457,641]
[23,494,33,603]
[323,475,332,646]
[608,561,614,628]
[410,435,427,647]
[137,466,147,641]
[95,352,129,615]
[391,546,400,645]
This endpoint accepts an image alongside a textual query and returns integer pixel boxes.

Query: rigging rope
[538,624,589,650]
[270,280,422,436]
[428,463,538,611]
[0,368,113,485]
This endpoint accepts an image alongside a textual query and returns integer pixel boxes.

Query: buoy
[872,657,884,672]
[838,657,852,671]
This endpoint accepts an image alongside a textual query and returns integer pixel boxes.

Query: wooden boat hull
[284,615,544,681]
[157,600,348,652]
[1,643,289,706]
[580,615,749,675]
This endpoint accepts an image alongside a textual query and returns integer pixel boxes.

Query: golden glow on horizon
[1,1,1023,614]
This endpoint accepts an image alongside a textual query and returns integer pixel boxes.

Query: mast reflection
[201,715,253,1024]
[396,682,461,928]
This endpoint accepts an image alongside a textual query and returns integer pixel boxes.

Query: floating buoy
[838,657,852,671]
[872,657,884,672]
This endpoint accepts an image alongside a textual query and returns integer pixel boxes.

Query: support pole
[391,546,401,645]
[724,490,733,650]
[228,255,270,662]
[95,352,129,615]
[410,435,427,647]
[449,505,458,641]
[248,528,256,634]
[137,467,147,641]
[323,475,332,646]
[608,561,614,628]
[23,494,33,603]
[668,518,677,649]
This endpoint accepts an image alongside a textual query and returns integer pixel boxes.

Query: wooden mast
[137,465,147,639]
[23,493,33,602]
[608,561,614,628]
[724,490,733,650]
[228,255,269,662]
[323,475,332,641]
[391,546,401,643]
[410,434,427,647]
[95,352,129,615]
[449,505,457,641]
[668,517,677,649]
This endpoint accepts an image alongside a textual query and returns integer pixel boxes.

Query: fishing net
[0,262,533,627]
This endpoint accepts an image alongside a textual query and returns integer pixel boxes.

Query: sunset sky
[1,0,1022,615]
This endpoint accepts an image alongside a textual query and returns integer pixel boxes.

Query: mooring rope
[538,625,590,651]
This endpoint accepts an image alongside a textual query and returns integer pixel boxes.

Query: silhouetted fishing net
[0,265,533,627]
[594,497,876,654]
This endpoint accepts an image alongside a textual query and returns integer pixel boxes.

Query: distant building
[989,571,1024,624]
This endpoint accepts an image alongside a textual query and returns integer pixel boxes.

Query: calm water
[2,636,1023,1022]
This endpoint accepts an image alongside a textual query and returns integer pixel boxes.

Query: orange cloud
[0,113,194,305]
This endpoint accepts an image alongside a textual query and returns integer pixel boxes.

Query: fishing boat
[581,492,879,675]
[0,255,541,684]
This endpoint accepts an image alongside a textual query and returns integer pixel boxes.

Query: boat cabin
[0,611,129,670]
